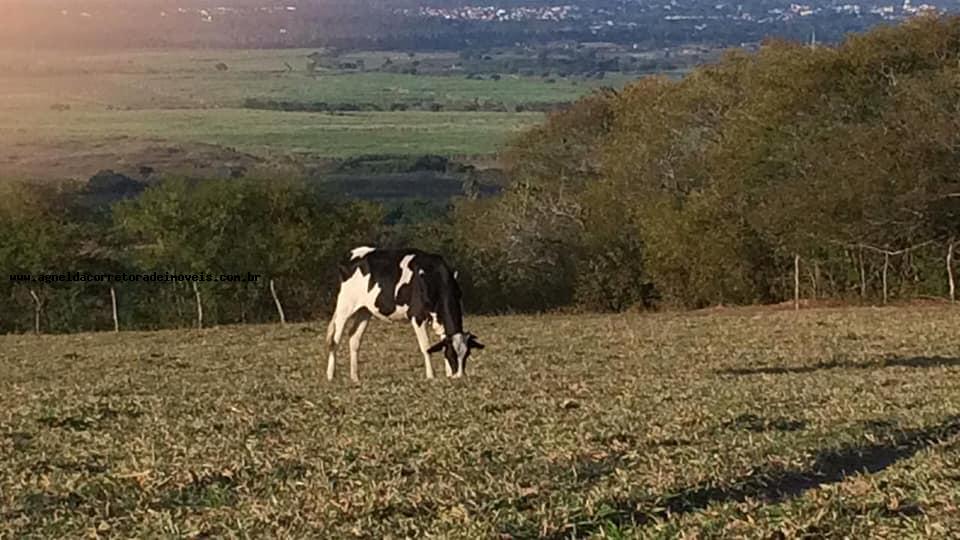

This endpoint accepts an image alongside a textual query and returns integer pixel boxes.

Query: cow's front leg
[444,356,454,378]
[430,318,452,377]
[411,320,436,380]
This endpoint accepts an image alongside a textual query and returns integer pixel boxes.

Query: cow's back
[336,247,458,323]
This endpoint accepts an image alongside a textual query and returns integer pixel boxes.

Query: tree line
[438,15,960,312]
[2,16,960,334]
[241,98,565,114]
[0,178,382,334]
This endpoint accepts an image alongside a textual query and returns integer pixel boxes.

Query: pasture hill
[2,303,960,537]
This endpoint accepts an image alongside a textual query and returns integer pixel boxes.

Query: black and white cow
[325,246,484,382]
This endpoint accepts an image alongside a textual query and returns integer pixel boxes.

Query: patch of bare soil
[0,138,270,181]
[684,297,957,318]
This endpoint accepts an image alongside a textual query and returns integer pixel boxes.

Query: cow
[324,246,484,382]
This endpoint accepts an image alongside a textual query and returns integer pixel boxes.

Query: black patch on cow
[336,248,464,335]
[395,271,414,312]
[368,253,404,317]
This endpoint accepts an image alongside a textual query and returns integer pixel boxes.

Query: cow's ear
[467,334,485,350]
[427,341,446,354]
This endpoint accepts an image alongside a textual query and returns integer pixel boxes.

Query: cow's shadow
[532,415,960,539]
[717,356,960,376]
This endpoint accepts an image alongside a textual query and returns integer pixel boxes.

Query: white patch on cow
[395,254,416,297]
[333,267,402,323]
[430,312,444,338]
[452,333,468,356]
[338,266,411,323]
[387,303,409,321]
[341,267,380,308]
[350,246,376,260]
[327,267,381,381]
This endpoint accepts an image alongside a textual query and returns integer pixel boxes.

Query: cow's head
[427,332,484,376]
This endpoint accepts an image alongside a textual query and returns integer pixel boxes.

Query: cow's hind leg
[347,310,371,383]
[411,320,436,380]
[325,298,357,381]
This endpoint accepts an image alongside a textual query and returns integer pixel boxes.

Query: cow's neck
[436,295,464,337]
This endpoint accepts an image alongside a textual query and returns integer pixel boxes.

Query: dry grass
[2,306,960,538]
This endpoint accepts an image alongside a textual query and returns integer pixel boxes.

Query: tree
[448,89,620,312]
[0,181,74,333]
[227,177,383,324]
[452,14,960,311]
[113,178,242,329]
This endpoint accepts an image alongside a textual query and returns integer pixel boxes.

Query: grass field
[0,48,640,180]
[0,70,621,111]
[2,306,960,538]
[0,48,637,110]
[1,108,543,159]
